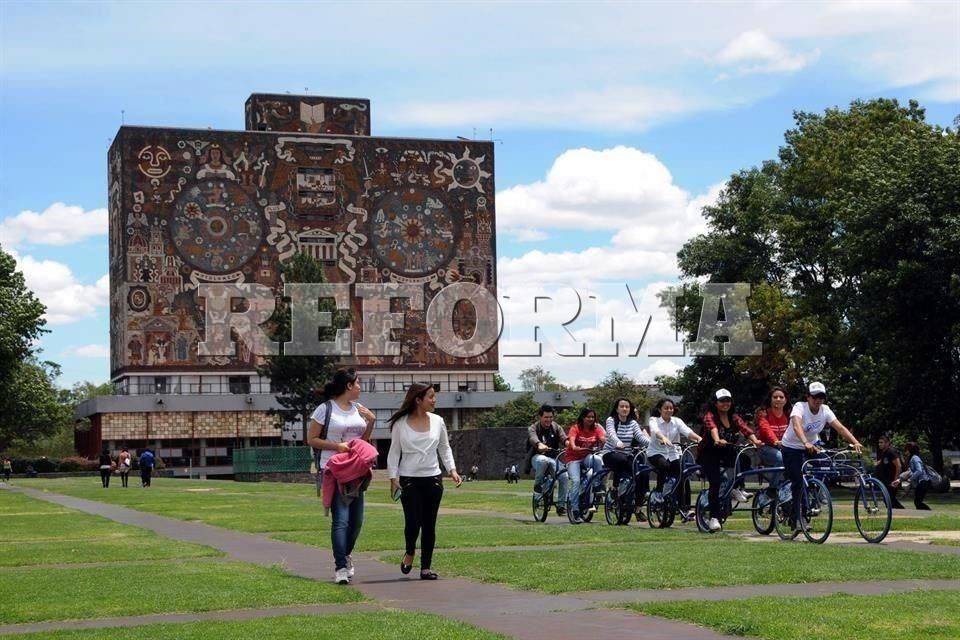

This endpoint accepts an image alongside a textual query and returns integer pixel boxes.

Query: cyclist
[699,389,763,531]
[524,404,568,514]
[756,386,790,491]
[782,381,863,531]
[647,398,702,512]
[566,407,605,520]
[601,398,651,520]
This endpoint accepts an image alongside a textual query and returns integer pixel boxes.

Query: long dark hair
[608,397,637,427]
[904,442,922,459]
[388,382,433,430]
[323,367,358,399]
[651,397,675,418]
[576,407,599,432]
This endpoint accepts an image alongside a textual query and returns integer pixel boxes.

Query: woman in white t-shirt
[307,368,376,585]
[647,398,702,509]
[387,383,461,581]
[782,382,862,530]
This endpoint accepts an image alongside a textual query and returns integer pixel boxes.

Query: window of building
[229,376,251,395]
[153,377,168,394]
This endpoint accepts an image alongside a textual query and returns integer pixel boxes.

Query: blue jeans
[758,445,784,487]
[532,454,567,503]
[330,487,364,570]
[567,454,602,512]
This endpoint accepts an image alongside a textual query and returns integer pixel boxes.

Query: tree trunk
[928,428,944,473]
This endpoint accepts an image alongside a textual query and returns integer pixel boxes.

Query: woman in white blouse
[387,383,462,580]
[647,398,702,504]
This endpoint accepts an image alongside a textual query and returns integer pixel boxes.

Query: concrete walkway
[9,486,735,640]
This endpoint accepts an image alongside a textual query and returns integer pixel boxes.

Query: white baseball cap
[808,382,827,396]
[715,388,732,400]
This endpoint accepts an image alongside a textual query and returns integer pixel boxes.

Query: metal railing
[233,446,313,482]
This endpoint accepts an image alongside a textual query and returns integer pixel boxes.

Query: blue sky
[1,1,957,388]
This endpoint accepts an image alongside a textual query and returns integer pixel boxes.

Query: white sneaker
[587,505,598,514]
[334,568,351,584]
[731,488,751,503]
[707,517,722,532]
[346,556,355,578]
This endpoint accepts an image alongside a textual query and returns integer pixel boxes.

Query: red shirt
[757,410,789,446]
[566,424,605,462]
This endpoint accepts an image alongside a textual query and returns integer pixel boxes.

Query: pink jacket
[321,439,378,509]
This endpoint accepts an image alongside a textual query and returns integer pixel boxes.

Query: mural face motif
[109,111,495,377]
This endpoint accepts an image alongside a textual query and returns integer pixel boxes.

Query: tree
[258,253,349,442]
[473,393,540,429]
[517,366,566,392]
[492,372,512,391]
[666,99,959,468]
[0,244,65,452]
[585,370,655,423]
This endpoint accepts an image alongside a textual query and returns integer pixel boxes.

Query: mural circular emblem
[369,189,457,277]
[127,285,151,313]
[170,181,263,274]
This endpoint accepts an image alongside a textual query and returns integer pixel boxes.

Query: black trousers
[120,471,129,488]
[914,480,931,510]
[699,446,743,517]
[100,469,111,488]
[603,451,650,502]
[400,475,444,570]
[141,468,152,487]
[648,454,690,508]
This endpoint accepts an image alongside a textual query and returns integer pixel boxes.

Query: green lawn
[0,559,362,624]
[630,590,960,640]
[931,539,960,547]
[10,613,506,640]
[429,539,960,593]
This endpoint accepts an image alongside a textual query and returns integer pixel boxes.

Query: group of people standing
[95,447,156,488]
[308,368,460,585]
[526,381,937,532]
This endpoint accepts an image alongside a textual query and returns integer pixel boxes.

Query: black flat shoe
[420,570,438,580]
[400,555,413,574]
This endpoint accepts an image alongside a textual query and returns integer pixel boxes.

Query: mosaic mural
[108,97,496,378]
[245,94,370,135]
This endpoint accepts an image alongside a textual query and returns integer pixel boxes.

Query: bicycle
[604,447,651,526]
[566,448,610,525]
[531,449,568,522]
[773,448,834,544]
[819,446,892,543]
[695,443,782,534]
[646,443,701,529]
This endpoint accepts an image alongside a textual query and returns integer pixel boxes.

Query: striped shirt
[602,417,651,454]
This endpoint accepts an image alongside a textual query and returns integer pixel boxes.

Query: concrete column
[199,438,208,467]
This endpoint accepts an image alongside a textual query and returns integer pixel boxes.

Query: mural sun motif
[440,147,491,193]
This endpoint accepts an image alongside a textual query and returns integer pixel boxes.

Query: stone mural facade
[245,93,370,135]
[108,95,497,379]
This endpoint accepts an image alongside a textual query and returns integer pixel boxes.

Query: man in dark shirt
[524,405,568,513]
[875,435,905,509]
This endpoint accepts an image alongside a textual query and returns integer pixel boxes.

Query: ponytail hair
[388,382,433,430]
[323,367,359,399]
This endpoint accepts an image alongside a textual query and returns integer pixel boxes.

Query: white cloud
[64,344,110,358]
[508,228,550,242]
[713,30,820,76]
[0,202,108,248]
[8,248,109,325]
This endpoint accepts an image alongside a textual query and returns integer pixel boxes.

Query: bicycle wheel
[567,497,582,524]
[694,489,712,533]
[801,478,833,544]
[751,488,776,535]
[618,494,635,525]
[774,495,799,541]
[647,491,669,528]
[854,477,892,543]
[532,489,550,522]
[604,487,619,526]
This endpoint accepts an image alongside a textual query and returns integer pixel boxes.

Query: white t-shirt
[310,400,369,469]
[646,416,695,461]
[387,413,456,479]
[782,402,837,451]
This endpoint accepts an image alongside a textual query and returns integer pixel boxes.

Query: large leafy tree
[258,253,349,442]
[662,99,959,469]
[517,366,566,392]
[586,370,655,422]
[0,244,69,451]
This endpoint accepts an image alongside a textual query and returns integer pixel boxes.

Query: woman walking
[117,448,132,488]
[98,449,114,488]
[896,442,933,510]
[387,383,461,580]
[308,368,376,585]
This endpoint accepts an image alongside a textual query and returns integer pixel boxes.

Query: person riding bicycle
[699,389,763,532]
[782,381,863,531]
[565,408,605,520]
[755,386,790,492]
[647,398,702,513]
[524,404,568,514]
[601,398,651,520]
